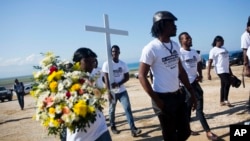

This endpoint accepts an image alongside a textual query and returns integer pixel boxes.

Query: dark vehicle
[229,50,243,66]
[0,86,13,102]
[201,58,206,69]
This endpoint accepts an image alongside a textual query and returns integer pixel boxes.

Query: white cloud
[0,54,42,67]
[0,54,43,78]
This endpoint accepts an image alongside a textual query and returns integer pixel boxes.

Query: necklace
[162,41,173,54]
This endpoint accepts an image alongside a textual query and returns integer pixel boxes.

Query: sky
[0,0,249,79]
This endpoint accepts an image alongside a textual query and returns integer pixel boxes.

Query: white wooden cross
[85,14,128,97]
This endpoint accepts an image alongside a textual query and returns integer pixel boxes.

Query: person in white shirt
[179,32,218,140]
[241,16,250,70]
[66,47,112,141]
[207,36,233,107]
[241,16,250,113]
[102,45,141,137]
[138,11,197,141]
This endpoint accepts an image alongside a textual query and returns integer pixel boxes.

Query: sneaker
[111,126,120,134]
[131,127,141,137]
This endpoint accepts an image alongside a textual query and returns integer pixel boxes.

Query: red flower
[66,91,71,99]
[49,66,58,75]
[78,78,85,84]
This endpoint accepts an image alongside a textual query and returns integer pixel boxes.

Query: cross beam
[85,14,128,97]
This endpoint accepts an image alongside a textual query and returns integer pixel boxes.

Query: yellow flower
[88,105,95,114]
[48,71,56,82]
[70,83,81,92]
[30,90,35,97]
[45,52,54,57]
[49,107,55,114]
[43,118,50,127]
[50,118,60,128]
[49,81,58,92]
[55,70,64,80]
[73,100,87,117]
[73,62,80,71]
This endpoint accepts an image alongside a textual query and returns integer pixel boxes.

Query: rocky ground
[0,65,250,141]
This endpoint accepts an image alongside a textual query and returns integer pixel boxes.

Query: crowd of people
[13,11,250,141]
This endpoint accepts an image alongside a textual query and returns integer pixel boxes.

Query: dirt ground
[0,65,250,141]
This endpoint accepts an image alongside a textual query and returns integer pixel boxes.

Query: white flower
[33,71,43,79]
[62,78,72,88]
[32,52,107,136]
[57,81,64,91]
[38,83,48,90]
[55,105,62,114]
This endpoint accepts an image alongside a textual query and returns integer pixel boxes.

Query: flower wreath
[31,52,107,136]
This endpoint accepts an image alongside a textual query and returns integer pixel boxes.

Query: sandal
[206,132,219,141]
[224,101,234,107]
[191,130,200,136]
[220,102,226,106]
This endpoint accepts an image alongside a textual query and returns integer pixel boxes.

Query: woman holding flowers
[32,48,111,141]
[66,47,112,141]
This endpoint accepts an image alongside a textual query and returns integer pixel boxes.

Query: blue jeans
[95,130,112,141]
[16,92,24,109]
[109,90,136,130]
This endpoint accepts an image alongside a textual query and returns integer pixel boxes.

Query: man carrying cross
[102,45,142,137]
[85,14,141,137]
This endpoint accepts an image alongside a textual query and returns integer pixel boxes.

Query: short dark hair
[178,32,189,42]
[73,47,97,62]
[111,45,120,50]
[247,16,250,27]
[211,35,224,47]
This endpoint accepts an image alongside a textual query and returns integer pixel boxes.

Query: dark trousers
[218,73,231,102]
[16,92,24,109]
[186,81,210,132]
[152,90,191,141]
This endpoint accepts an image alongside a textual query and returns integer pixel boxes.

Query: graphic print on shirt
[113,67,122,77]
[220,51,229,58]
[184,55,197,68]
[162,49,179,69]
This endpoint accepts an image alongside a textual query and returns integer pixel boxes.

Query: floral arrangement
[31,52,107,136]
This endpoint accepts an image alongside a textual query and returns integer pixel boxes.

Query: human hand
[111,82,119,88]
[197,76,203,83]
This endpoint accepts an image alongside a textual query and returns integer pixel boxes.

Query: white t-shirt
[180,48,201,83]
[209,46,230,74]
[140,38,180,93]
[241,31,250,65]
[66,110,108,141]
[102,60,129,93]
[241,31,250,50]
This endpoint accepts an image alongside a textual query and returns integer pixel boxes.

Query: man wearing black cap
[138,11,197,141]
[241,16,250,113]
